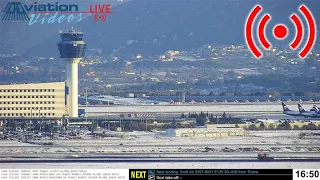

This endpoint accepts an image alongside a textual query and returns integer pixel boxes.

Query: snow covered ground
[0,141,40,147]
[0,131,319,154]
[1,130,320,169]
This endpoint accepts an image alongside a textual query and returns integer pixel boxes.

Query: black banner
[129,169,293,180]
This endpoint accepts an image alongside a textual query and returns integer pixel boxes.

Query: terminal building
[0,82,66,118]
[166,124,247,138]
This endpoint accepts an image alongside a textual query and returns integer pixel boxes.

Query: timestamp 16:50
[296,170,320,178]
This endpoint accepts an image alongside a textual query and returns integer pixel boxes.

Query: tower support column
[65,58,81,117]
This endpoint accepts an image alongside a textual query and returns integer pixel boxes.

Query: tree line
[243,121,320,131]
[181,112,245,126]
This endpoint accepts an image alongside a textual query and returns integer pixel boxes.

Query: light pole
[85,87,88,122]
[145,119,147,132]
[104,117,107,130]
[41,117,43,133]
[119,116,122,131]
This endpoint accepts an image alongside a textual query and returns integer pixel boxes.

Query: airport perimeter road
[1,152,320,168]
[1,158,320,163]
[0,143,319,148]
[1,152,320,158]
[1,161,318,169]
[1,149,320,163]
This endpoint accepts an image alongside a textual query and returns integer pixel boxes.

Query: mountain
[2,0,320,57]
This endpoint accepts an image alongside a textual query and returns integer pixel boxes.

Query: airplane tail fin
[282,102,290,111]
[298,104,306,113]
[314,105,320,113]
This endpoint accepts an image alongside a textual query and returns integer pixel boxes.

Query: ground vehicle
[257,153,274,160]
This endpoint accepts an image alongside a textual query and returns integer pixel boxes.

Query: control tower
[58,29,87,117]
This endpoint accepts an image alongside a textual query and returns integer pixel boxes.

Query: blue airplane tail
[282,102,290,111]
[314,105,320,114]
[298,104,306,113]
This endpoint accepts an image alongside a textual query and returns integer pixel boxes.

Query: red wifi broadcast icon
[245,5,317,59]
[94,13,107,22]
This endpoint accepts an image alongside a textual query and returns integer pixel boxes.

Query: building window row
[0,107,55,110]
[0,101,55,105]
[0,95,55,99]
[0,89,55,93]
[0,113,55,117]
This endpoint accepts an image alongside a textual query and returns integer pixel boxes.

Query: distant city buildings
[0,43,319,96]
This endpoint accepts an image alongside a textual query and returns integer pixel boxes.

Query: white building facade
[166,128,247,138]
[0,82,67,118]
